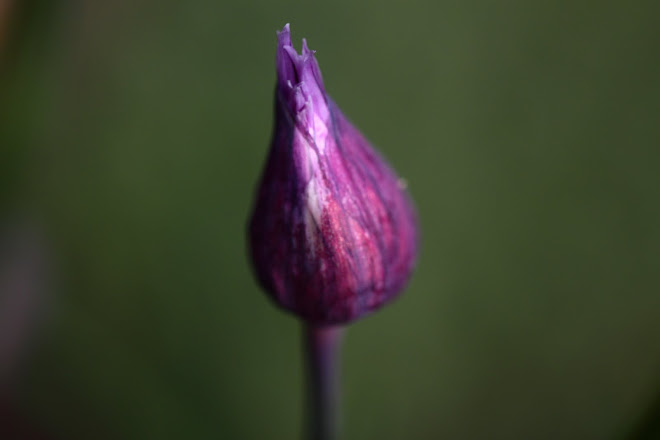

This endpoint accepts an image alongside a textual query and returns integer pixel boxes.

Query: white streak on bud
[304,177,325,256]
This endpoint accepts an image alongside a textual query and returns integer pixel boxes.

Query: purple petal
[249,24,419,325]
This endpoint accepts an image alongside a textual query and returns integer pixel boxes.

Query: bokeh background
[1,1,660,439]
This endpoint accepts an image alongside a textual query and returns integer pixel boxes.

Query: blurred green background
[1,1,660,439]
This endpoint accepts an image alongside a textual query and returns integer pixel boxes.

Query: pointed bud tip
[277,23,291,46]
[302,38,313,56]
[275,23,327,127]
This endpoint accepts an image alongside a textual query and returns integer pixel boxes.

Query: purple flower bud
[248,24,418,325]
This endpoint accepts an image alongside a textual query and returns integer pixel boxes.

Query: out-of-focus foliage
[1,1,659,439]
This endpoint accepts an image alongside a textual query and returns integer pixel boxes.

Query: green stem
[303,323,345,440]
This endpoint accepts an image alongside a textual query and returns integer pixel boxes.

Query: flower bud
[248,24,418,325]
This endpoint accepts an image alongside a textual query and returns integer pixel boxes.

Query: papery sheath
[249,24,418,325]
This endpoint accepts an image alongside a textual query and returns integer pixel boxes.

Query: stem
[303,323,345,440]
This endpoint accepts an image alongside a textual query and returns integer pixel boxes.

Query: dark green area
[2,1,659,439]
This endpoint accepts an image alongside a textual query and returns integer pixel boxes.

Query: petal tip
[277,23,292,46]
[302,38,312,56]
